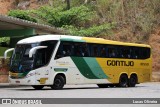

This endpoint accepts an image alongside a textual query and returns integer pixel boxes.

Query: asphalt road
[0,82,160,107]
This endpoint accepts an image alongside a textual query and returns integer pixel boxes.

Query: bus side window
[140,47,151,59]
[90,44,99,57]
[127,48,131,58]
[108,47,117,58]
[121,46,131,59]
[41,41,57,63]
[35,49,46,67]
[55,42,72,59]
[73,43,82,57]
[145,48,151,59]
[62,42,72,57]
[72,43,90,57]
[133,48,140,59]
[128,48,134,59]
[99,45,107,57]
[55,43,63,59]
[36,40,57,66]
[81,43,90,57]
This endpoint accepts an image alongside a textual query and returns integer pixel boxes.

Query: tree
[66,0,70,10]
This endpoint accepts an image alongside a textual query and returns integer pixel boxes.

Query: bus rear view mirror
[29,46,47,58]
[4,48,14,59]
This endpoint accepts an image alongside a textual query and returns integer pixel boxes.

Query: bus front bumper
[8,76,38,86]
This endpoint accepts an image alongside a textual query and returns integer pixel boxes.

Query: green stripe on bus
[71,57,99,79]
[60,38,85,42]
[83,58,109,79]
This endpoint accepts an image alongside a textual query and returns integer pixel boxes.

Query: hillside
[149,27,160,81]
[0,0,160,81]
[0,0,47,14]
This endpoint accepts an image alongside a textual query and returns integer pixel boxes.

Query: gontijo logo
[107,60,134,66]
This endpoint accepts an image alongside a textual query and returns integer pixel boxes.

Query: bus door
[34,49,50,85]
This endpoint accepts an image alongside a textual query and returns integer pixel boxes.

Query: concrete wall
[0,58,9,83]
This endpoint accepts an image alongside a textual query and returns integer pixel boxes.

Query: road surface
[0,82,160,107]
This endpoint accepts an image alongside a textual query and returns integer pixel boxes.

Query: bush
[32,5,94,27]
[63,23,115,37]
[0,37,10,47]
[31,6,64,24]
[8,10,37,22]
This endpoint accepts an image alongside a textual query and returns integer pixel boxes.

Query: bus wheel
[32,85,44,90]
[128,75,137,87]
[118,74,128,87]
[51,75,65,90]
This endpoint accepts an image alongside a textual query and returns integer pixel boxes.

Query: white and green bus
[5,35,152,90]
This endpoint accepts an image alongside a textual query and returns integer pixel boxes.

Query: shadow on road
[9,87,99,91]
[5,85,147,91]
[0,85,30,88]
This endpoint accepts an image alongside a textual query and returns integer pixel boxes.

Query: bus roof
[17,35,150,48]
[82,37,150,48]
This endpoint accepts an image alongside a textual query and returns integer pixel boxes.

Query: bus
[4,35,152,90]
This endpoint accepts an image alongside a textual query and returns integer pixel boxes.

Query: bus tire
[128,75,137,87]
[32,85,44,90]
[51,75,65,90]
[118,74,128,87]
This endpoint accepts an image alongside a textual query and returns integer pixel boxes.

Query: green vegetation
[32,5,94,27]
[7,0,160,42]
[63,23,115,37]
[0,37,12,56]
[8,10,37,22]
[0,47,10,56]
[0,37,10,46]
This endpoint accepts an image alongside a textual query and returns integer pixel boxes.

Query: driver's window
[35,49,46,68]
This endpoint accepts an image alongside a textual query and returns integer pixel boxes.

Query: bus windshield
[10,43,39,73]
[10,40,57,73]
